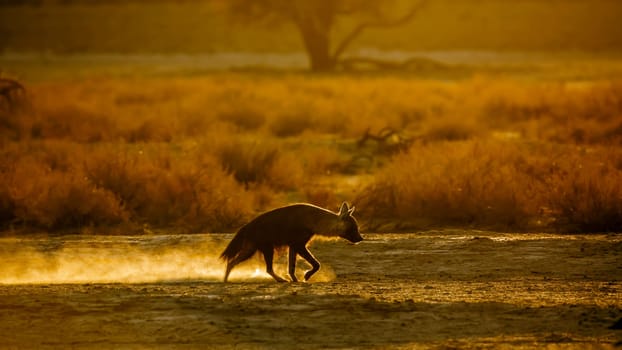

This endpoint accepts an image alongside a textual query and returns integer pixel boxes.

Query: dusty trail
[0,232,620,349]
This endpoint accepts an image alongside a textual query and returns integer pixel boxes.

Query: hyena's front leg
[298,247,320,281]
[288,246,298,282]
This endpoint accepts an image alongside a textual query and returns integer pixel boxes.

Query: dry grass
[356,141,537,231]
[1,74,622,233]
[545,148,622,232]
[213,139,304,191]
[0,141,257,233]
[356,141,622,232]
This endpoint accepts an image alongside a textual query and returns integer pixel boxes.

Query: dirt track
[0,232,621,349]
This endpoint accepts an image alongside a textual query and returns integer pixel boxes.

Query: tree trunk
[295,17,335,72]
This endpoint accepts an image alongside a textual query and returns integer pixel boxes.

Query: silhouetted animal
[221,202,362,282]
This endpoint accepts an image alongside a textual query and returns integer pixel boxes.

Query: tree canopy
[225,0,427,72]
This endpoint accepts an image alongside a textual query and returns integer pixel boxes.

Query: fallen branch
[357,127,414,155]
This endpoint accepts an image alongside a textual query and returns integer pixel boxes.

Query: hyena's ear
[339,202,350,219]
[348,206,355,216]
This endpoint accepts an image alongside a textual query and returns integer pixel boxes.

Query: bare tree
[225,0,427,72]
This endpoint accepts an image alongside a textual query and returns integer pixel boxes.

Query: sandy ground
[0,232,621,349]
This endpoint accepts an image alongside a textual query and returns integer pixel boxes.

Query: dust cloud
[0,234,335,284]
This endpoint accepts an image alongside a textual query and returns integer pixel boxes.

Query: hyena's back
[220,204,324,260]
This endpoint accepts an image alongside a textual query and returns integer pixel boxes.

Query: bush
[7,160,127,230]
[356,141,542,231]
[213,139,304,191]
[215,140,279,186]
[304,187,338,210]
[269,113,313,137]
[357,140,622,232]
[4,75,622,234]
[300,147,348,175]
[547,149,622,232]
[33,105,118,143]
[125,119,174,143]
[423,118,482,142]
[217,107,266,131]
[85,145,256,231]
[0,141,261,232]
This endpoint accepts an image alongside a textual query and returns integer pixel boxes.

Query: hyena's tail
[221,227,260,263]
[220,230,247,261]
[221,229,257,282]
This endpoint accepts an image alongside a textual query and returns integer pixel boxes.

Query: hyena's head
[338,202,363,244]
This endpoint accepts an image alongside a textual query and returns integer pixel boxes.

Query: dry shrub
[547,148,622,232]
[217,107,266,131]
[125,118,175,143]
[265,152,305,191]
[114,89,182,106]
[28,79,210,143]
[482,86,555,123]
[0,106,32,141]
[304,187,338,210]
[213,139,304,190]
[356,141,542,231]
[600,122,622,144]
[476,80,622,144]
[358,140,622,232]
[269,113,313,137]
[0,139,70,171]
[84,148,153,217]
[6,75,622,234]
[0,139,260,232]
[571,81,622,122]
[215,140,279,186]
[0,110,20,141]
[22,76,622,146]
[7,159,127,230]
[85,145,254,231]
[32,105,118,142]
[301,147,348,175]
[423,117,482,142]
[155,157,255,232]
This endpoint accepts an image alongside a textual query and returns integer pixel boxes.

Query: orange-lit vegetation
[358,141,622,232]
[1,75,622,233]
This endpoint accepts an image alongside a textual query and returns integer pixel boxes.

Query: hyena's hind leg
[224,245,256,282]
[261,246,287,283]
